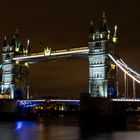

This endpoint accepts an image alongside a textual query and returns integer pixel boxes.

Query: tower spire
[27,39,30,47]
[114,25,117,37]
[101,11,109,32]
[89,20,94,34]
[88,20,95,41]
[113,25,118,43]
[27,39,30,53]
[16,28,19,34]
[3,36,7,46]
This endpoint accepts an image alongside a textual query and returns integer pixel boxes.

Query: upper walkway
[13,47,89,64]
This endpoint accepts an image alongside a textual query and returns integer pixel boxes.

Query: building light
[15,47,20,52]
[111,64,115,69]
[107,30,110,39]
[44,47,51,56]
[113,37,117,43]
[100,34,103,39]
[24,62,28,67]
[16,61,19,64]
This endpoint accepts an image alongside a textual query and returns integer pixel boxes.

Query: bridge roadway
[17,98,140,108]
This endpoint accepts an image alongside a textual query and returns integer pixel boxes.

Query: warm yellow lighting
[15,47,19,52]
[44,47,51,56]
[16,61,19,64]
[23,48,28,54]
[108,30,110,39]
[100,34,103,39]
[0,94,9,99]
[113,37,117,43]
[24,62,28,67]
[111,64,115,69]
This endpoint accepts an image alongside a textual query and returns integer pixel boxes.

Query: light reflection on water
[0,116,140,140]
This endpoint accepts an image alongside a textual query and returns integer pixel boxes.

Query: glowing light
[15,121,23,130]
[100,34,103,39]
[44,47,51,56]
[50,49,89,56]
[113,25,118,43]
[27,39,30,46]
[18,99,46,102]
[113,37,117,43]
[15,46,20,52]
[24,62,29,67]
[16,61,19,64]
[61,105,64,111]
[92,34,95,40]
[112,98,140,102]
[23,48,28,54]
[108,30,110,39]
[13,54,44,60]
[111,64,115,69]
[0,94,9,99]
[50,99,80,102]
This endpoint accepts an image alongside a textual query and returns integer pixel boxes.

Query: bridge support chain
[116,81,119,97]
[133,79,136,98]
[124,72,128,98]
[27,86,30,99]
[116,65,119,97]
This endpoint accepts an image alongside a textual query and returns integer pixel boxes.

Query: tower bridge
[0,13,140,103]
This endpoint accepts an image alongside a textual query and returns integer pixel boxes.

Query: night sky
[1,0,140,98]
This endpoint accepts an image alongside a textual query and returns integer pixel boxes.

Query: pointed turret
[89,20,94,34]
[13,29,23,53]
[3,36,7,46]
[27,39,30,47]
[88,20,95,41]
[3,36,12,53]
[11,35,15,45]
[14,28,21,44]
[113,25,118,43]
[23,39,30,54]
[100,12,109,33]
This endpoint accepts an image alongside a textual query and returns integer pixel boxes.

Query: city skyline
[0,0,140,98]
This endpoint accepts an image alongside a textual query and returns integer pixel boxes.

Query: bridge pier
[80,94,126,126]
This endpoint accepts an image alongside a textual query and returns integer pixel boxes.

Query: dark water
[0,115,140,140]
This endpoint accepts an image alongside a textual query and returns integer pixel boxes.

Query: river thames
[0,115,140,140]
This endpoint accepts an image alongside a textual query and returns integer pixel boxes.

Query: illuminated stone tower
[1,37,15,99]
[1,31,30,99]
[88,13,118,98]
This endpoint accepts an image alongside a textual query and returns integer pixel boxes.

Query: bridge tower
[88,13,118,98]
[1,31,30,99]
[1,37,15,98]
